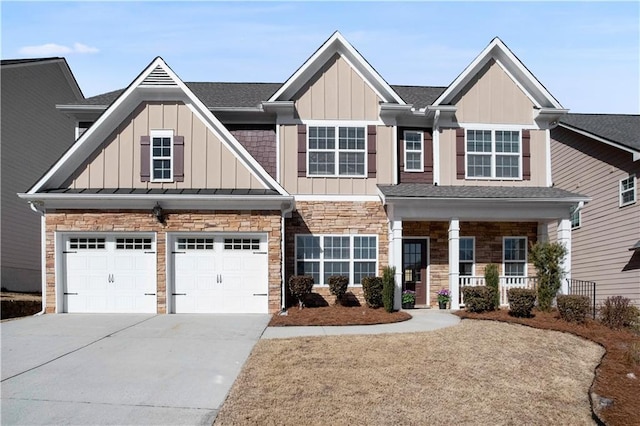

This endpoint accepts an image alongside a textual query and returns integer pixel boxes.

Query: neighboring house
[1,58,84,292]
[550,114,640,306]
[20,33,588,314]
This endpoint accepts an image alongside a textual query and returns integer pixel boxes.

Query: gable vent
[140,66,176,86]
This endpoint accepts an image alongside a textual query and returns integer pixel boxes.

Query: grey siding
[1,60,82,292]
[551,126,640,306]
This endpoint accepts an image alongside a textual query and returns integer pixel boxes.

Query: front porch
[459,275,538,306]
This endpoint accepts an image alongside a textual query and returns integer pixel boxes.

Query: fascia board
[558,123,640,160]
[57,59,84,100]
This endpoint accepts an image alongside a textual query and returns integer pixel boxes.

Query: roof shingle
[378,184,588,200]
[559,113,640,151]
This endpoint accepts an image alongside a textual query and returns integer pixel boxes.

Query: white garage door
[172,235,268,313]
[63,235,157,313]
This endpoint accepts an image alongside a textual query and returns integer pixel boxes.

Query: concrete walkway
[261,309,461,339]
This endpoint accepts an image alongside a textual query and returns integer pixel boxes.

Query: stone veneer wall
[285,201,389,306]
[45,210,282,314]
[403,221,538,306]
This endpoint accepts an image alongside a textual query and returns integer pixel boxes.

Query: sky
[2,1,639,114]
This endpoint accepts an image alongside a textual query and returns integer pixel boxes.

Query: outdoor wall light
[152,203,165,224]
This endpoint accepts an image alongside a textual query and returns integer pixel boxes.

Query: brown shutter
[367,125,377,178]
[297,124,307,177]
[140,136,150,182]
[456,128,465,179]
[424,130,433,173]
[173,135,184,182]
[522,130,531,180]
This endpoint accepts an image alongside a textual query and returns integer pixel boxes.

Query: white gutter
[433,109,441,186]
[28,202,47,316]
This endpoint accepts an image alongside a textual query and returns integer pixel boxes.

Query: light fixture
[152,203,165,224]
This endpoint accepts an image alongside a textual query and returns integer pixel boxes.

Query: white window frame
[150,129,174,182]
[503,237,527,277]
[459,237,475,276]
[620,175,637,207]
[76,121,93,140]
[570,206,581,229]
[294,234,378,286]
[307,125,367,178]
[466,128,522,180]
[403,130,424,172]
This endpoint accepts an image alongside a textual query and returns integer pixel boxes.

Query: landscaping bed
[1,292,42,320]
[455,308,640,426]
[268,304,411,326]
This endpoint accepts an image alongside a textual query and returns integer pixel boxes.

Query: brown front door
[402,239,428,305]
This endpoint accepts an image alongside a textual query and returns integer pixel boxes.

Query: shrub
[508,288,536,318]
[288,275,314,309]
[599,296,640,329]
[530,242,567,312]
[382,266,396,313]
[402,290,416,305]
[462,286,496,313]
[361,276,383,308]
[328,275,349,305]
[484,263,500,309]
[557,294,590,323]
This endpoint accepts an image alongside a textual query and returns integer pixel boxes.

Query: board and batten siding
[551,126,640,306]
[438,128,547,186]
[294,54,380,121]
[67,101,263,190]
[279,124,394,195]
[452,59,535,124]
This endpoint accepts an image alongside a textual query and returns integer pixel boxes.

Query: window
[308,126,366,177]
[151,130,173,181]
[76,121,93,139]
[295,234,377,285]
[503,237,527,276]
[620,175,636,207]
[459,237,475,276]
[467,129,521,179]
[570,206,581,229]
[404,131,423,172]
[224,238,260,251]
[116,238,152,250]
[177,238,214,250]
[68,237,105,250]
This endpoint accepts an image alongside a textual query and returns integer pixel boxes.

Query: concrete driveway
[1,314,270,425]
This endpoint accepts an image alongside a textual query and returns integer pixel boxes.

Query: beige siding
[279,124,394,195]
[67,102,264,190]
[551,127,640,306]
[453,59,534,124]
[294,54,380,121]
[439,128,547,186]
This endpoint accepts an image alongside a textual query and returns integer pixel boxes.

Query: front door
[402,239,428,305]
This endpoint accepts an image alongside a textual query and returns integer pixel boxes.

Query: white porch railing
[459,276,538,306]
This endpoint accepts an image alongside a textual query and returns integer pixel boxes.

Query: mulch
[268,304,411,326]
[455,309,640,426]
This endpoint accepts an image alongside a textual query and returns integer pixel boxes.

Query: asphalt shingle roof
[43,188,280,196]
[378,184,587,200]
[1,57,63,66]
[559,113,640,152]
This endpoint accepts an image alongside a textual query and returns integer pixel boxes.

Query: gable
[453,59,534,124]
[65,101,263,190]
[293,54,381,120]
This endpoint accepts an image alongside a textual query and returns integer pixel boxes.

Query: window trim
[459,237,475,276]
[150,129,174,182]
[466,128,522,180]
[294,234,378,286]
[403,130,424,172]
[503,237,527,277]
[307,125,367,178]
[570,206,581,229]
[619,174,637,207]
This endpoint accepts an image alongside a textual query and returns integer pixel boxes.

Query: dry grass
[215,320,603,425]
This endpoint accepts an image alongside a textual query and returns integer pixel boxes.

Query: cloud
[18,42,99,56]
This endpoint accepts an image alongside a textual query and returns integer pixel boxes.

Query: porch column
[389,219,403,310]
[449,218,460,310]
[557,218,572,294]
[537,222,549,244]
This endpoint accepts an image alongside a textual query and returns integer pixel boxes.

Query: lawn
[214,320,603,425]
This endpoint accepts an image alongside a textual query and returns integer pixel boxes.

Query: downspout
[280,200,295,312]
[29,201,47,316]
[433,110,441,186]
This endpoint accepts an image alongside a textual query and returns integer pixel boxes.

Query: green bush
[507,288,536,318]
[599,296,640,329]
[462,286,496,313]
[362,276,383,308]
[288,275,314,309]
[382,266,396,313]
[484,263,500,309]
[557,294,590,323]
[530,242,567,312]
[328,275,349,305]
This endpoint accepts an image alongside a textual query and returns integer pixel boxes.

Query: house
[1,58,84,293]
[550,114,640,307]
[19,32,588,314]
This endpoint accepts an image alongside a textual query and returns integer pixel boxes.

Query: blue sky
[2,1,638,113]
